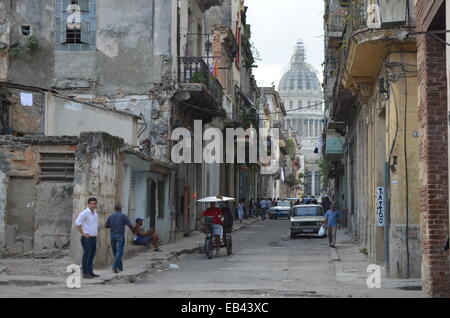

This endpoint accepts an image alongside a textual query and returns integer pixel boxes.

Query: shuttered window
[55,0,96,51]
[39,152,75,181]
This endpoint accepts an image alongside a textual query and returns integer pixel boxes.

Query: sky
[245,0,325,88]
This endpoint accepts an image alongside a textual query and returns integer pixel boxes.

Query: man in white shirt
[75,197,99,279]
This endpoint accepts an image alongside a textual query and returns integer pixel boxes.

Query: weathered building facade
[0,0,270,267]
[415,0,450,298]
[323,0,423,280]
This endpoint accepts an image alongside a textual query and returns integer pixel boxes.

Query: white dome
[278,41,321,94]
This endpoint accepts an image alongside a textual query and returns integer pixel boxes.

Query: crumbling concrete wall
[0,87,44,135]
[0,169,7,249]
[70,132,124,267]
[0,136,78,257]
[0,0,11,82]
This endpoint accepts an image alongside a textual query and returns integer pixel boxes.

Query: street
[0,219,422,298]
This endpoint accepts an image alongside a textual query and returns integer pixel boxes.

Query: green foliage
[191,71,207,84]
[286,139,297,159]
[5,36,38,57]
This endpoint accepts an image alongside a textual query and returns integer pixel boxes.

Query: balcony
[178,57,224,115]
[325,0,347,38]
[337,0,417,95]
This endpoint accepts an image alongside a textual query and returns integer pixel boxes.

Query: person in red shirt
[197,202,224,251]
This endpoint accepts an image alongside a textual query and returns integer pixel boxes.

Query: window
[55,0,96,50]
[39,152,75,181]
[298,101,302,109]
[21,26,31,36]
[297,75,303,89]
[289,100,293,110]
[158,180,165,219]
[66,29,82,43]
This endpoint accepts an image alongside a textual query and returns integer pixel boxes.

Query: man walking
[75,197,99,279]
[104,203,135,274]
[259,198,268,220]
[325,203,342,248]
[324,203,342,248]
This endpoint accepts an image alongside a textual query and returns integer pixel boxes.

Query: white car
[290,204,325,238]
[269,201,292,219]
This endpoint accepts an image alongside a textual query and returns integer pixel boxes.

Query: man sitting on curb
[133,218,162,252]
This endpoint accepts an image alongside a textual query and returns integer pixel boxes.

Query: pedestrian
[237,199,245,223]
[322,195,331,212]
[259,197,268,220]
[133,218,162,252]
[324,203,342,248]
[104,203,135,274]
[249,198,254,218]
[255,197,261,217]
[75,197,99,279]
[221,202,234,234]
[295,198,301,206]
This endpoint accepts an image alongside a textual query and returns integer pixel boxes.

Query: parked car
[290,204,325,238]
[269,201,291,219]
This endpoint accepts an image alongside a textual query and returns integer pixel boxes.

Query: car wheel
[290,232,295,239]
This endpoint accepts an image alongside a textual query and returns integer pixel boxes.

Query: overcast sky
[245,0,325,88]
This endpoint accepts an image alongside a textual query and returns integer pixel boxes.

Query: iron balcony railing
[179,57,224,108]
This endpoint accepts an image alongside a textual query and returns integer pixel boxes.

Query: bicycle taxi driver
[197,202,224,250]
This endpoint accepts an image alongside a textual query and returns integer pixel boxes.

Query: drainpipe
[384,162,390,273]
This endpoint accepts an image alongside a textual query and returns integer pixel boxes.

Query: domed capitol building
[278,41,323,197]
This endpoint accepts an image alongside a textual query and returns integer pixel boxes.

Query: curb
[0,218,261,287]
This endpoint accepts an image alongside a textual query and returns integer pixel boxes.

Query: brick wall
[416,0,450,297]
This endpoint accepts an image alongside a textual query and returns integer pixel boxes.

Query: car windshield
[276,202,290,207]
[293,206,323,217]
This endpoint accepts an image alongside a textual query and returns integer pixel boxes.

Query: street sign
[376,187,385,227]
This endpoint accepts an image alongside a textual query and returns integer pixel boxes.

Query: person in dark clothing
[133,218,162,252]
[322,196,331,212]
[221,203,234,234]
[104,203,135,273]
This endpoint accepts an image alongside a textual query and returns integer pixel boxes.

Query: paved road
[0,219,422,298]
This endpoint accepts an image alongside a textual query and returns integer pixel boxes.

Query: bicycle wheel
[226,235,232,255]
[205,237,213,259]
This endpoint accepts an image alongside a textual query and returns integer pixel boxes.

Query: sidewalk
[0,217,260,287]
[331,229,423,297]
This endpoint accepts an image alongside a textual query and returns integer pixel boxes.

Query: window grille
[39,152,75,181]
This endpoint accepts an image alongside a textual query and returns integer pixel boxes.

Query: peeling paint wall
[0,136,78,257]
[0,169,6,249]
[0,88,44,135]
[45,94,138,146]
[70,132,124,267]
[0,0,11,82]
